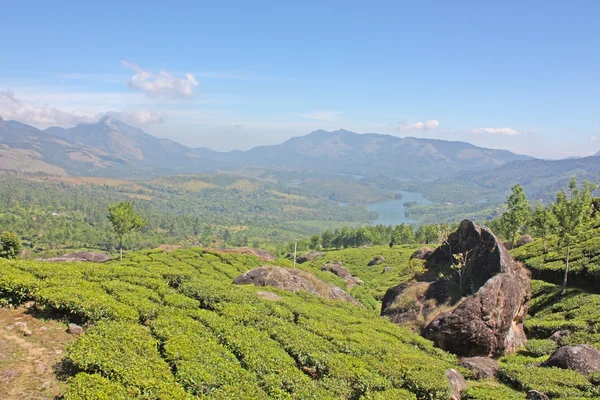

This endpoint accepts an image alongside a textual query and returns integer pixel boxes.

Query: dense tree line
[286,222,456,253]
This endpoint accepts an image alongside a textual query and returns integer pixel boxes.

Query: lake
[367,190,432,225]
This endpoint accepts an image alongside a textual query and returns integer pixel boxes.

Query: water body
[367,190,432,226]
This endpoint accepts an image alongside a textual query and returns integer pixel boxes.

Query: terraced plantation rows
[3,243,600,399]
[1,248,462,399]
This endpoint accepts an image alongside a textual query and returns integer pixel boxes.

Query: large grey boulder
[541,344,600,375]
[382,220,531,357]
[233,266,361,306]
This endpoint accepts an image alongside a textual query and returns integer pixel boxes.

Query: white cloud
[106,110,168,125]
[122,61,199,98]
[590,135,600,141]
[0,91,169,128]
[398,120,440,131]
[471,127,521,136]
[298,111,342,123]
[0,90,97,127]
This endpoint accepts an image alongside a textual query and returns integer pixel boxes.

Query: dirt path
[0,306,74,400]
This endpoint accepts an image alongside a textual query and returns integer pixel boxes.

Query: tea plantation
[1,248,463,399]
[3,243,600,398]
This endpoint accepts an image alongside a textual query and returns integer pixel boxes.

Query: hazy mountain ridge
[0,116,533,179]
[403,155,600,205]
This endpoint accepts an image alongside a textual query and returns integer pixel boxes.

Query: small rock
[548,329,571,343]
[459,357,499,380]
[24,301,35,309]
[517,235,534,247]
[526,390,549,400]
[14,322,32,336]
[446,368,467,400]
[68,323,84,335]
[367,256,385,266]
[382,266,392,273]
[541,344,600,375]
[410,247,434,260]
[296,251,325,264]
[256,291,283,302]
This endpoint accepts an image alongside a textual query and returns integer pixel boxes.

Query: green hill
[1,248,462,399]
[3,243,600,399]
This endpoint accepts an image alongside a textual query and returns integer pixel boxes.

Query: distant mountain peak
[99,115,114,124]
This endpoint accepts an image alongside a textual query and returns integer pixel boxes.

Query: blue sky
[0,1,598,158]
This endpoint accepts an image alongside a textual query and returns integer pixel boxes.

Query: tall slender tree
[107,201,147,261]
[530,205,554,253]
[552,178,596,293]
[499,184,530,246]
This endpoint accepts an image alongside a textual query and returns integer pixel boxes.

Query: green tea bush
[67,320,191,399]
[0,262,41,305]
[361,387,416,400]
[461,381,524,400]
[525,339,558,357]
[63,373,132,400]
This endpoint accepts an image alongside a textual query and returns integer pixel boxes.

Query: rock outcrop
[527,390,549,400]
[541,345,600,375]
[445,369,467,400]
[38,252,112,263]
[382,220,531,357]
[321,262,362,287]
[410,247,434,260]
[459,357,499,380]
[233,266,361,306]
[367,256,385,266]
[517,235,534,247]
[296,251,325,264]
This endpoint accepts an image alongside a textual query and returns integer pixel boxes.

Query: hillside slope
[0,116,125,176]
[0,248,464,399]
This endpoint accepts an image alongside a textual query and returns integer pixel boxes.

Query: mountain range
[0,115,534,179]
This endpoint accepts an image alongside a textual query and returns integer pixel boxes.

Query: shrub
[525,339,558,357]
[63,373,132,400]
[0,231,22,259]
